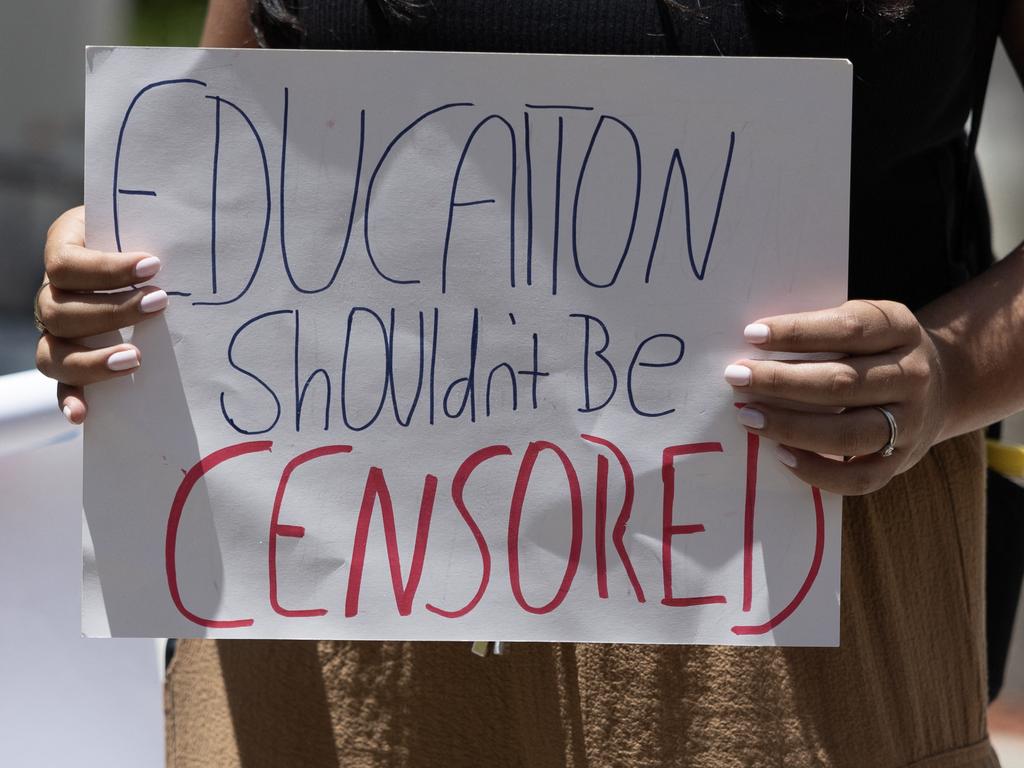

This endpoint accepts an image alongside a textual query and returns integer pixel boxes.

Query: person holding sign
[33,0,1024,766]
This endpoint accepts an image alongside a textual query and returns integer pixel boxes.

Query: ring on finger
[33,280,50,334]
[874,405,898,458]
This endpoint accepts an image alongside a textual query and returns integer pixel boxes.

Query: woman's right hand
[34,206,168,424]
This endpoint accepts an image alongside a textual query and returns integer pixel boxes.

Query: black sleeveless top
[260,1,1006,310]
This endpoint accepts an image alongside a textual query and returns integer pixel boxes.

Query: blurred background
[0,1,1022,766]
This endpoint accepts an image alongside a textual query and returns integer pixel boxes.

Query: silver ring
[875,406,898,458]
[33,280,50,334]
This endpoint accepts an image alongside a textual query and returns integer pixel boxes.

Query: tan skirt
[165,432,998,767]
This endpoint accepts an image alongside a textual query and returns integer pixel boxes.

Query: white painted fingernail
[107,349,140,371]
[724,364,752,386]
[133,256,162,280]
[140,289,168,313]
[744,323,770,344]
[775,445,798,468]
[738,406,765,429]
[62,405,74,423]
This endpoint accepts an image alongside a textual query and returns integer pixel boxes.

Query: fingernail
[133,256,162,280]
[775,445,798,468]
[62,405,75,424]
[744,323,770,344]
[738,406,765,429]
[724,364,752,386]
[107,349,140,371]
[140,289,168,314]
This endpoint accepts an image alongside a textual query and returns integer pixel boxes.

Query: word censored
[166,433,824,635]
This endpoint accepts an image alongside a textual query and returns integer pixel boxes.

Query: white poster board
[83,47,850,644]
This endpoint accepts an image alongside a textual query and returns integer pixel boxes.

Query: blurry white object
[0,368,163,767]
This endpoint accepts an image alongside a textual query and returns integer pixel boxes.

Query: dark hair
[248,0,913,47]
[249,0,432,45]
[248,0,302,47]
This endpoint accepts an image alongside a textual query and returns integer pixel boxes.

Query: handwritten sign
[82,47,850,644]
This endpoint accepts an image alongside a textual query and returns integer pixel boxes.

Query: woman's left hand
[725,299,948,496]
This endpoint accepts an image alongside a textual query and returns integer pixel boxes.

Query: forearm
[201,0,257,47]
[919,242,1024,442]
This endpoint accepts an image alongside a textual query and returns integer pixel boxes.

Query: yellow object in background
[987,439,1024,479]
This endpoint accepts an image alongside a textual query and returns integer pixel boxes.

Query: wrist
[918,315,965,445]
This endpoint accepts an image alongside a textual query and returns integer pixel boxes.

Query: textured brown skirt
[165,432,998,767]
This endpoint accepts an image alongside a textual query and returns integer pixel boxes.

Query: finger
[45,208,161,291]
[773,445,892,496]
[36,283,168,338]
[37,333,141,387]
[724,352,922,407]
[57,383,87,424]
[737,403,903,457]
[45,245,161,292]
[743,300,920,354]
